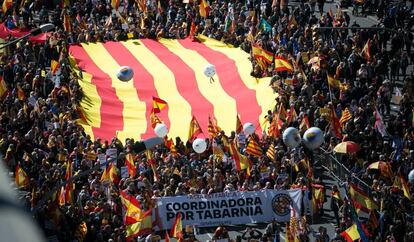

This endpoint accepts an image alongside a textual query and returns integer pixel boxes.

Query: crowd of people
[1,0,414,241]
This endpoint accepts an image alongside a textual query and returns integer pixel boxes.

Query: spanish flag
[330,105,342,139]
[274,56,294,72]
[170,213,183,239]
[125,153,136,178]
[236,114,243,134]
[126,211,152,238]
[120,190,143,224]
[246,137,263,157]
[188,116,203,142]
[229,142,250,176]
[152,96,167,113]
[349,183,378,210]
[15,164,29,189]
[199,0,210,18]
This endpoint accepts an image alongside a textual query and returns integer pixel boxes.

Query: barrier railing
[316,148,372,195]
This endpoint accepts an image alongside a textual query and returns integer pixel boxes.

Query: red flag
[111,0,120,10]
[17,85,26,101]
[150,111,162,128]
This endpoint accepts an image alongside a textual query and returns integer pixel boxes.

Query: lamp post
[0,23,55,50]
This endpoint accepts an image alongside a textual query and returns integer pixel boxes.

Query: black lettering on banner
[246,197,253,206]
[166,203,173,211]
[220,200,228,208]
[204,210,213,219]
[182,203,189,210]
[190,202,198,210]
[237,198,245,206]
[196,210,204,220]
[229,199,236,207]
[213,209,221,218]
[240,207,249,216]
[167,212,175,221]
[185,211,194,220]
[254,197,262,205]
[199,202,206,210]
[231,208,239,217]
[254,206,263,215]
[222,209,231,218]
[211,200,219,209]
[173,203,180,211]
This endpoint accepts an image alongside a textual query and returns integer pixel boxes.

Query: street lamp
[0,23,55,50]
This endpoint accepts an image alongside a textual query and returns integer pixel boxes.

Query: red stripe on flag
[178,39,263,133]
[102,42,171,139]
[141,39,214,133]
[69,45,124,141]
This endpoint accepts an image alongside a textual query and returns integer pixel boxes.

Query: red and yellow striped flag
[246,137,263,157]
[339,108,352,128]
[208,115,221,138]
[63,13,71,32]
[170,213,183,239]
[68,36,274,142]
[15,165,29,188]
[393,173,412,200]
[150,111,162,129]
[236,114,242,134]
[266,143,275,161]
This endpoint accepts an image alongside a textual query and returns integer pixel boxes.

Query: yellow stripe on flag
[159,39,237,133]
[122,41,192,139]
[81,43,147,141]
[69,56,101,140]
[197,35,275,130]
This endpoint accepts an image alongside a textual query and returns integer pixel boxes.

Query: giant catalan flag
[69,35,274,142]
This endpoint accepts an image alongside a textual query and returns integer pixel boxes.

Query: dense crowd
[1,0,414,242]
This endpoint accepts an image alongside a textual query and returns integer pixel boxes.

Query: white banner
[157,189,302,229]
